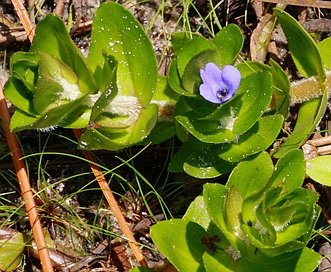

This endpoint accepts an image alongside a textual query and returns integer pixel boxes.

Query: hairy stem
[290,71,331,105]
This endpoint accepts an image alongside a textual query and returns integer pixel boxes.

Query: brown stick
[7,1,54,270]
[0,82,54,271]
[10,0,35,42]
[259,0,331,9]
[73,129,148,267]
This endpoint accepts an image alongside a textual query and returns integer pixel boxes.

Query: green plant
[151,150,322,272]
[4,2,175,151]
[3,2,331,271]
[150,8,331,272]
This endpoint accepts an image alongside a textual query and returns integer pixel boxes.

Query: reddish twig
[10,0,35,42]
[73,129,148,267]
[0,82,54,271]
[6,0,54,270]
[259,0,331,9]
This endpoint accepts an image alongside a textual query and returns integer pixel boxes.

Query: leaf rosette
[203,150,321,260]
[152,150,322,272]
[168,26,289,178]
[4,3,164,150]
[4,15,99,131]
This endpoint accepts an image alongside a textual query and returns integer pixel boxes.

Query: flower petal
[200,63,226,103]
[199,68,211,85]
[199,63,241,104]
[221,65,241,95]
[203,62,223,85]
[199,84,222,104]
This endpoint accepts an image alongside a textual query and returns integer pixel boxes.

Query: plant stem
[0,82,54,271]
[290,71,331,105]
[73,129,148,267]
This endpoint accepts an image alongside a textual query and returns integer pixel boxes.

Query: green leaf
[207,70,273,135]
[274,8,325,80]
[141,121,175,145]
[271,190,318,244]
[217,115,284,162]
[4,52,40,115]
[152,75,180,103]
[168,138,204,173]
[203,249,239,272]
[10,51,39,92]
[232,71,273,134]
[78,105,157,150]
[93,53,118,92]
[60,106,92,128]
[88,2,157,107]
[226,152,274,199]
[4,77,36,116]
[181,49,220,94]
[34,52,86,114]
[183,195,211,230]
[141,76,179,144]
[203,247,321,272]
[270,59,290,117]
[170,32,202,54]
[10,95,88,131]
[184,144,236,178]
[176,111,236,144]
[203,184,239,248]
[273,9,327,157]
[168,59,196,97]
[0,228,25,271]
[237,60,290,117]
[176,71,273,145]
[30,14,97,95]
[237,61,270,78]
[168,35,221,96]
[269,149,305,191]
[176,36,219,77]
[225,185,244,233]
[150,219,207,272]
[306,155,331,186]
[318,36,331,70]
[274,94,327,158]
[212,24,243,65]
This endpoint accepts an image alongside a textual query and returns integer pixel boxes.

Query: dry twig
[0,82,54,271]
[259,0,331,9]
[10,0,35,42]
[73,129,148,267]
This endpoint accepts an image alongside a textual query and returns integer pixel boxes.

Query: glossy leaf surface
[274,8,325,80]
[306,155,331,186]
[274,8,327,157]
[150,219,207,272]
[212,24,243,65]
[87,2,157,107]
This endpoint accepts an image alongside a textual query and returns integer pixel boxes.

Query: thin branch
[10,0,35,42]
[259,0,331,9]
[73,129,148,267]
[0,82,54,272]
[7,1,54,270]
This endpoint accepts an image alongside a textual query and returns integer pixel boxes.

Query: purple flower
[199,63,241,104]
